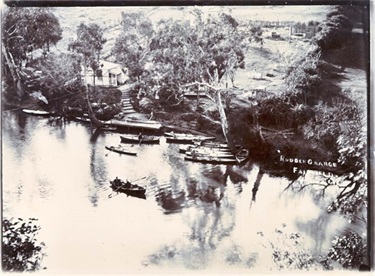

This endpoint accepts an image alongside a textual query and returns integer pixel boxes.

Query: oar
[108,177,146,198]
[108,185,122,198]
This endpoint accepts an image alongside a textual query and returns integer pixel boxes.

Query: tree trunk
[2,44,18,80]
[215,89,229,143]
[86,89,103,128]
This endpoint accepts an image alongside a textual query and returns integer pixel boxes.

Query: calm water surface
[2,110,352,273]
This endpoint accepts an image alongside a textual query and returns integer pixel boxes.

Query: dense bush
[2,218,45,272]
[326,230,367,269]
[315,6,353,50]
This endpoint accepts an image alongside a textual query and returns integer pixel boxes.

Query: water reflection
[155,188,185,214]
[2,111,358,273]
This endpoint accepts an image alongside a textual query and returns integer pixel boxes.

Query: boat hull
[105,146,137,156]
[165,132,215,144]
[110,179,146,199]
[120,135,160,144]
[22,109,51,116]
[184,155,238,164]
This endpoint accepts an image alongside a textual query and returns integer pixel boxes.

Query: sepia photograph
[1,1,372,274]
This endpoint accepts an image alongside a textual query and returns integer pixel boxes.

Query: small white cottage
[82,60,129,87]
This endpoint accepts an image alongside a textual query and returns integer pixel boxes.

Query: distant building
[82,60,129,87]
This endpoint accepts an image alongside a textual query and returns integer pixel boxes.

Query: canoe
[105,145,137,156]
[108,119,162,130]
[185,150,235,159]
[184,155,238,164]
[179,144,232,154]
[110,178,146,199]
[120,134,160,144]
[164,132,215,144]
[125,118,161,125]
[193,140,230,149]
[22,109,51,116]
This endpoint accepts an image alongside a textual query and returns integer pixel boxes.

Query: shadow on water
[3,110,364,272]
[145,165,239,269]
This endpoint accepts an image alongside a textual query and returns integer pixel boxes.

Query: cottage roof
[99,60,124,75]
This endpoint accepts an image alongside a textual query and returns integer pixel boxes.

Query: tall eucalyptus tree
[68,23,107,127]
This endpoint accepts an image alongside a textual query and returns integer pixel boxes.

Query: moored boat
[108,119,162,130]
[120,134,160,144]
[105,145,137,156]
[193,140,230,149]
[179,144,232,154]
[164,132,215,144]
[185,149,235,159]
[22,109,51,116]
[110,177,146,199]
[184,154,238,164]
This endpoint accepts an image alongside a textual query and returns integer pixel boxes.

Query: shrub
[2,218,45,272]
[326,230,367,269]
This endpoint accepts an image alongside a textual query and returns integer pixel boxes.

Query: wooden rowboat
[120,134,160,144]
[110,178,146,199]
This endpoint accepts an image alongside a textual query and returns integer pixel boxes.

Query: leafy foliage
[326,231,367,269]
[314,6,353,50]
[112,12,154,81]
[2,218,45,272]
[68,23,107,71]
[2,7,62,65]
[326,120,367,218]
[26,53,86,113]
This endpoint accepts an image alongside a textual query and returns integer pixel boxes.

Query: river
[2,110,357,273]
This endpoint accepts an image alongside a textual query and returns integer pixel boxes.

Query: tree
[112,12,154,81]
[2,7,62,101]
[145,10,248,142]
[28,53,86,113]
[2,7,62,66]
[68,23,107,75]
[314,6,353,50]
[68,23,107,127]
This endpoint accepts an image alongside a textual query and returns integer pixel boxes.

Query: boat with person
[105,145,137,156]
[110,177,146,199]
[120,134,160,144]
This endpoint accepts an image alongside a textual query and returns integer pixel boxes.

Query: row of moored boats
[106,132,249,165]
